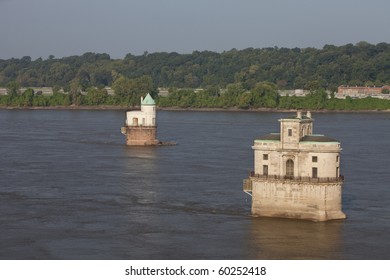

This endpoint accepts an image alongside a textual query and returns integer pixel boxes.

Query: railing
[124,124,157,128]
[249,171,344,183]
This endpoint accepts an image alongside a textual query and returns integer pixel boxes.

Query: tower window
[312,167,318,178]
[336,155,339,162]
[286,159,294,177]
[312,156,318,162]
[263,165,268,176]
[288,129,292,136]
[263,154,268,160]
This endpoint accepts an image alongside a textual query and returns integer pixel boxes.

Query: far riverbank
[1,105,390,113]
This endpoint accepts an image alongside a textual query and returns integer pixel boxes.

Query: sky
[0,0,389,59]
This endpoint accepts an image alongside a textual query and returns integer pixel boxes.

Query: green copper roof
[141,93,155,105]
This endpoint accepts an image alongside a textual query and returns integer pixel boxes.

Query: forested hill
[1,42,389,91]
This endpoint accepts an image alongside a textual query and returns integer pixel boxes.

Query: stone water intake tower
[121,93,160,146]
[243,111,346,221]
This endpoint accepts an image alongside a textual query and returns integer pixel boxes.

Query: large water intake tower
[243,111,346,221]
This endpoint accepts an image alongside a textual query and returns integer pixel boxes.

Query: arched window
[286,159,294,177]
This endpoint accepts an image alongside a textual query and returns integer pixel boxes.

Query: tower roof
[141,93,155,106]
[280,111,313,121]
[256,133,281,141]
[300,135,339,143]
[255,133,339,143]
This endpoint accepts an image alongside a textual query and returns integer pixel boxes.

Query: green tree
[49,92,71,106]
[6,81,20,97]
[112,75,154,105]
[238,92,252,109]
[69,78,82,105]
[20,88,34,106]
[250,82,279,108]
[220,83,245,107]
[85,88,108,105]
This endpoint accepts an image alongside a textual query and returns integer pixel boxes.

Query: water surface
[0,109,389,259]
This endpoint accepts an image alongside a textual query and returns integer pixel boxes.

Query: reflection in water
[122,146,159,204]
[123,146,158,160]
[248,217,344,259]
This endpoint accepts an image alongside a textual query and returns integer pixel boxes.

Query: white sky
[0,0,389,59]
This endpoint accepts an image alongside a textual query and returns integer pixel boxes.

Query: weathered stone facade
[121,93,160,146]
[244,111,346,221]
[122,126,159,146]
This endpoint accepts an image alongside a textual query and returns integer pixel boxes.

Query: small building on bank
[243,111,346,221]
[121,93,160,146]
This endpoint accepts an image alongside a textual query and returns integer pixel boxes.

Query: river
[0,109,389,259]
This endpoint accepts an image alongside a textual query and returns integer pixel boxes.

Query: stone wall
[124,126,159,146]
[251,179,346,221]
[254,148,340,178]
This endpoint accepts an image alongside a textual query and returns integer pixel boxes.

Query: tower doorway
[286,159,294,178]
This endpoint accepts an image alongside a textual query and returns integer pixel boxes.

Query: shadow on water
[247,217,345,259]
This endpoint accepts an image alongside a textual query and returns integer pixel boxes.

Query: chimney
[297,111,302,119]
[306,111,312,118]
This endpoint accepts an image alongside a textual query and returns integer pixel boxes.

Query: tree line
[1,41,389,110]
[3,79,390,111]
[0,75,155,107]
[158,83,390,111]
[1,41,389,91]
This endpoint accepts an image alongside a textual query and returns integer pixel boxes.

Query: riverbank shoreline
[1,105,390,113]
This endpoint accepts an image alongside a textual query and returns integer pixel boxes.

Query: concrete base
[250,179,346,222]
[251,209,346,222]
[122,126,159,146]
